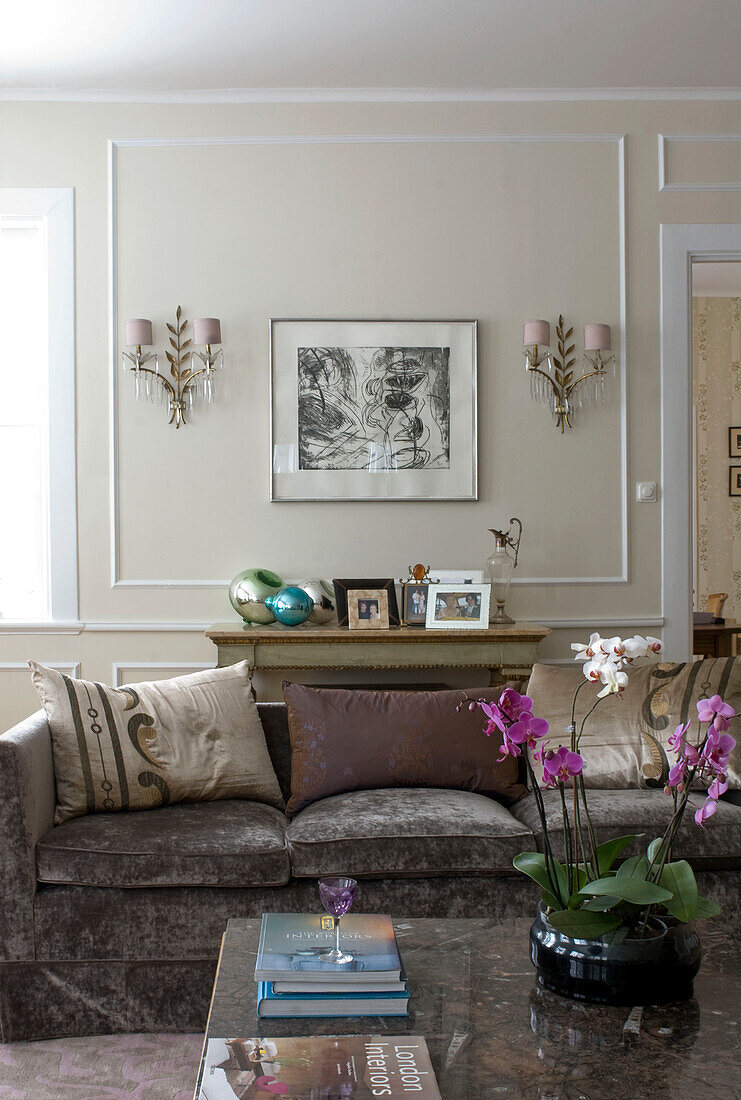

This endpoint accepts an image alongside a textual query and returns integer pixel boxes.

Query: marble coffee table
[194,916,741,1099]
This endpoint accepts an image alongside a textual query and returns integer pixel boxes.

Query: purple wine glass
[318,877,357,963]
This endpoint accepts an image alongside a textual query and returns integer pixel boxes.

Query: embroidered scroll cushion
[283,682,527,817]
[29,660,285,824]
[526,659,741,789]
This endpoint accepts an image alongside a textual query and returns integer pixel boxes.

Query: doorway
[660,225,741,661]
[691,260,741,658]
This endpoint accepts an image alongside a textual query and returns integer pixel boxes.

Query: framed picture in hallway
[730,466,741,497]
[730,427,741,458]
[270,319,478,501]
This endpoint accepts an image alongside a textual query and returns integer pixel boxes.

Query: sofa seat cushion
[36,799,291,888]
[285,787,534,878]
[510,789,741,869]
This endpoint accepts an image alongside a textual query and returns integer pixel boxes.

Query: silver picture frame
[269,318,478,502]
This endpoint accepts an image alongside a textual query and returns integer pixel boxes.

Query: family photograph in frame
[425,583,491,629]
[347,589,390,630]
[402,582,429,625]
[332,578,400,627]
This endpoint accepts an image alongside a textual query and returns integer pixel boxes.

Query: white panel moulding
[658,134,741,192]
[112,662,213,686]
[109,134,628,589]
[0,662,80,675]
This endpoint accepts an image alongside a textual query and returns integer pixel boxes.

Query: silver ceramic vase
[298,579,337,624]
[228,568,285,624]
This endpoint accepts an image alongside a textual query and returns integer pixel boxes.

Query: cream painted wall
[1,99,741,728]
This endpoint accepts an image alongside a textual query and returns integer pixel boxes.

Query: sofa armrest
[0,710,55,959]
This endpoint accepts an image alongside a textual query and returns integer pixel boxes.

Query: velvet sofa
[1,702,740,1041]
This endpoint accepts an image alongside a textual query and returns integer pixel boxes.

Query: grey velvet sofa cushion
[511,789,741,869]
[286,787,534,878]
[36,799,291,888]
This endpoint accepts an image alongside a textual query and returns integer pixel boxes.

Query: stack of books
[255,912,409,1018]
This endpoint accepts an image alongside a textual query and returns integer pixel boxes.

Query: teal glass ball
[265,586,314,626]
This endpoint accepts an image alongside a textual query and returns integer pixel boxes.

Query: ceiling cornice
[2,85,741,104]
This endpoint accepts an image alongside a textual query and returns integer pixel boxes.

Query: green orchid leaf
[647,837,663,864]
[694,895,722,920]
[595,834,643,874]
[582,876,672,905]
[542,890,561,911]
[616,855,649,879]
[581,895,622,911]
[547,909,622,939]
[513,852,567,905]
[660,861,699,923]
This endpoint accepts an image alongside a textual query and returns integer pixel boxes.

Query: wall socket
[636,481,658,503]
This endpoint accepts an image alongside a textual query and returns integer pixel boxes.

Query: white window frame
[0,188,78,624]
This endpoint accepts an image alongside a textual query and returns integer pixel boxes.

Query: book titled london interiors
[197,1034,442,1100]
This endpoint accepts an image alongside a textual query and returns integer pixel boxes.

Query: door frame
[660,224,741,659]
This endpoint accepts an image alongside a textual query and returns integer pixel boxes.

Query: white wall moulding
[658,134,741,192]
[0,662,80,675]
[0,622,84,634]
[5,88,741,105]
[538,618,664,630]
[109,133,628,590]
[660,224,741,661]
[112,662,213,686]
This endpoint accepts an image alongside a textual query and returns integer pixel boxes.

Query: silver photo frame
[270,319,478,501]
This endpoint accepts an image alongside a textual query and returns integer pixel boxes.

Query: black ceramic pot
[530,906,702,1005]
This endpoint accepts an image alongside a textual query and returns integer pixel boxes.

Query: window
[0,190,77,623]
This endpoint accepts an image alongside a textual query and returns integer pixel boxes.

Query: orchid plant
[465,634,734,939]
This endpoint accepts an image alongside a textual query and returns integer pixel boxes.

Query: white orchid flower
[622,635,648,660]
[571,633,605,663]
[598,636,631,667]
[582,658,605,683]
[597,664,629,698]
[645,636,663,655]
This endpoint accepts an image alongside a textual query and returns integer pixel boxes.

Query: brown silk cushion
[527,658,741,789]
[283,683,526,816]
[29,660,285,823]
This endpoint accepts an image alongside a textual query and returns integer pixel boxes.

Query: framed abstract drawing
[270,319,478,501]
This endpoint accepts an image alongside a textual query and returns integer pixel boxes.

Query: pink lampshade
[584,323,611,352]
[194,318,222,345]
[125,319,153,346]
[523,320,550,347]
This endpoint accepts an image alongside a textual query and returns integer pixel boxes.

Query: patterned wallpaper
[693,297,741,617]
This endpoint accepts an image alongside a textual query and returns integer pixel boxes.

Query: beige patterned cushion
[29,661,285,823]
[527,659,741,789]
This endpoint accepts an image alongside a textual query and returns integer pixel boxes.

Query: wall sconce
[487,518,523,624]
[122,306,224,428]
[523,315,615,433]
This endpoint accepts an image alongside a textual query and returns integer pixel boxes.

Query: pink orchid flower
[497,688,534,720]
[542,746,584,787]
[701,727,736,774]
[480,700,507,738]
[697,694,735,730]
[507,711,550,752]
[694,795,718,828]
[668,721,690,755]
[667,757,687,789]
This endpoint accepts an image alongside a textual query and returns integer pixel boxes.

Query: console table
[205,621,550,697]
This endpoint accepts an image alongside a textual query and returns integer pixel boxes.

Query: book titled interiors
[255,913,402,983]
[197,1034,441,1099]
